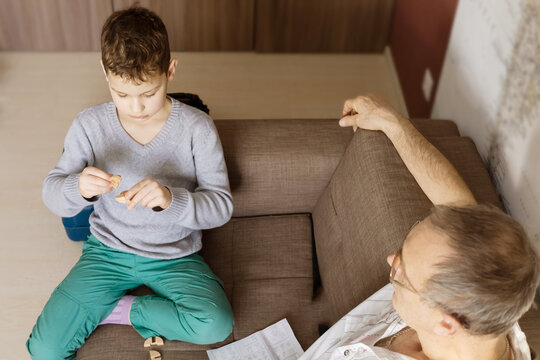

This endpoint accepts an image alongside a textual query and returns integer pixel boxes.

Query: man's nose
[387,254,395,267]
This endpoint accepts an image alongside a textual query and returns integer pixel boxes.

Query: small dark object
[318,323,329,336]
[168,92,210,115]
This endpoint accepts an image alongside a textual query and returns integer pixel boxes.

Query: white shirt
[300,284,531,360]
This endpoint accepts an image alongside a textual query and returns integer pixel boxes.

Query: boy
[26,7,234,359]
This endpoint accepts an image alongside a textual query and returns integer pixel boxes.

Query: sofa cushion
[233,279,320,349]
[231,215,313,281]
[77,214,316,359]
[312,130,502,324]
[229,215,319,349]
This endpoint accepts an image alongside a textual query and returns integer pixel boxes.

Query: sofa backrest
[312,128,502,324]
[214,118,461,218]
[215,119,352,217]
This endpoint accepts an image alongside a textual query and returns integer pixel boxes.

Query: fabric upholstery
[214,118,460,219]
[233,279,319,349]
[215,119,352,217]
[313,130,431,323]
[232,215,313,281]
[410,118,459,137]
[229,215,318,348]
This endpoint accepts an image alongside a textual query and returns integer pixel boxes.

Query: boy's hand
[123,178,172,211]
[79,167,115,199]
[339,95,404,133]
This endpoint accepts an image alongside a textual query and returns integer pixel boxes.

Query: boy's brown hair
[101,6,170,83]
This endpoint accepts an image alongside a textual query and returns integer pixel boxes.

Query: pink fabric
[99,295,136,326]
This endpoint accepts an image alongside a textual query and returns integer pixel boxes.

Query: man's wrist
[381,114,408,138]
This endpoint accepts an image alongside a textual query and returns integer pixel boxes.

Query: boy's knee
[188,304,234,344]
[26,337,75,360]
[27,287,96,359]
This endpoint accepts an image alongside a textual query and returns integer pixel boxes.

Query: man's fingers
[342,99,355,116]
[339,115,358,128]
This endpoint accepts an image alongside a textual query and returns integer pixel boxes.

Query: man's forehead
[402,220,453,287]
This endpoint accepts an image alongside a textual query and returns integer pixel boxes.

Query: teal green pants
[26,235,233,360]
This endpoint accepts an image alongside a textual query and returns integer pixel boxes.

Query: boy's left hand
[123,178,172,211]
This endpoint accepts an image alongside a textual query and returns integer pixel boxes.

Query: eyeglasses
[389,247,471,329]
[389,247,420,294]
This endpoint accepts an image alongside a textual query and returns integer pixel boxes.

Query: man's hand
[79,167,114,199]
[339,95,404,133]
[123,178,172,211]
[338,94,476,206]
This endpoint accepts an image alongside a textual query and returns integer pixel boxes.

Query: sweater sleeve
[42,112,96,217]
[161,115,233,230]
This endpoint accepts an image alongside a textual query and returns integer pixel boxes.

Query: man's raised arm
[339,95,477,206]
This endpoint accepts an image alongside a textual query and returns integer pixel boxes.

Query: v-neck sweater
[43,98,233,259]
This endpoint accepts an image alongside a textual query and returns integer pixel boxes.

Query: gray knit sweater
[43,98,233,259]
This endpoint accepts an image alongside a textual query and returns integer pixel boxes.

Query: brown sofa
[77,118,539,359]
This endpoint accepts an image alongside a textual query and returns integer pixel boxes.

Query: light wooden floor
[0,51,406,359]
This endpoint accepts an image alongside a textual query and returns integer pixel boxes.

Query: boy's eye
[145,93,156,98]
[118,94,127,98]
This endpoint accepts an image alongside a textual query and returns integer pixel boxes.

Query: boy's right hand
[78,167,114,199]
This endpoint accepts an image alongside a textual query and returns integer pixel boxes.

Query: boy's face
[103,59,177,123]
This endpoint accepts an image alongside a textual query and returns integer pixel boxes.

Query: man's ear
[100,60,109,82]
[433,311,462,337]
[167,58,178,81]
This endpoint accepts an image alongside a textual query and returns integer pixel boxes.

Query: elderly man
[300,96,539,360]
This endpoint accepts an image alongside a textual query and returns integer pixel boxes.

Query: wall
[0,0,395,52]
[389,0,458,117]
[433,0,540,252]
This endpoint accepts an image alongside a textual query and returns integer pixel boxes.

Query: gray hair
[423,204,539,335]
